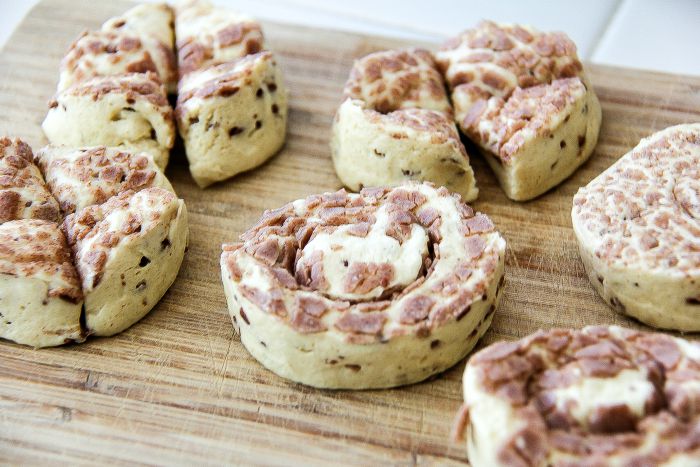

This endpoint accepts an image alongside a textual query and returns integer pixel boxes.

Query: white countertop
[2,0,700,76]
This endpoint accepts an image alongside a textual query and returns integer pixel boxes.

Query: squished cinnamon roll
[456,326,700,466]
[221,182,506,389]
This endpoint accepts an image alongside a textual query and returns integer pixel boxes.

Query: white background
[1,0,699,76]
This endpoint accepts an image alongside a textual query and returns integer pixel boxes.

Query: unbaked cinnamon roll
[455,326,700,466]
[221,182,506,389]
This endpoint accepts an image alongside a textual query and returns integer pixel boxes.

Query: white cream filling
[298,204,428,301]
[550,368,655,427]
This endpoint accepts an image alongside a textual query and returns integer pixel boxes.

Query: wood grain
[1,0,699,464]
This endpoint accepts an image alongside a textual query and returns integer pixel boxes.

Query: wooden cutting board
[1,0,699,464]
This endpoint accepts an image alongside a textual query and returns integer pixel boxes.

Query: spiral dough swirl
[457,325,700,466]
[220,182,506,389]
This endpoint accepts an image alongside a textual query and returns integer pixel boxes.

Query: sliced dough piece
[472,78,600,201]
[436,21,602,201]
[57,4,177,93]
[0,219,83,348]
[175,0,265,78]
[42,72,175,170]
[332,100,478,201]
[36,145,173,215]
[63,187,188,336]
[58,31,177,95]
[343,48,452,115]
[332,49,478,201]
[175,52,287,188]
[572,124,700,331]
[457,326,700,466]
[102,2,175,54]
[0,137,60,224]
[220,182,506,389]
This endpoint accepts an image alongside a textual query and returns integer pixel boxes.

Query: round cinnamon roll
[456,326,700,466]
[220,182,506,389]
[572,124,700,331]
